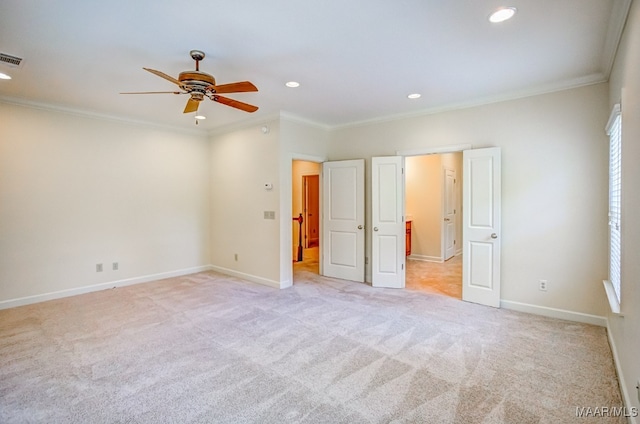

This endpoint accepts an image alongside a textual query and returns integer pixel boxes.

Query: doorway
[404,152,463,299]
[292,160,321,277]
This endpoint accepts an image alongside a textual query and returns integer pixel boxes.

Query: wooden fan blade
[183,98,200,114]
[120,91,182,94]
[213,81,258,94]
[213,95,258,112]
[143,68,183,87]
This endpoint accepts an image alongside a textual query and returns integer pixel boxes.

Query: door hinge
[402,168,404,174]
[402,263,404,270]
[454,240,456,245]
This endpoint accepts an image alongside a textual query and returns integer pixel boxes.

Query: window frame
[603,103,622,314]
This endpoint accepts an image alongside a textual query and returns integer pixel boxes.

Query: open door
[443,167,456,261]
[322,159,365,282]
[462,147,501,307]
[371,156,405,288]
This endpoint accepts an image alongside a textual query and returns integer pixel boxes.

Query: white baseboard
[208,265,282,289]
[606,318,638,424]
[501,300,607,327]
[0,265,212,310]
[407,254,443,263]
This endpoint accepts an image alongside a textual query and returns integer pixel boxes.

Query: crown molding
[2,66,615,138]
[601,0,633,78]
[206,111,330,137]
[206,112,281,137]
[0,95,208,137]
[330,73,608,131]
[279,111,331,131]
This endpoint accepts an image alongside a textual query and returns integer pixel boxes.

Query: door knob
[491,233,498,239]
[444,218,450,222]
[357,225,363,230]
[374,227,379,232]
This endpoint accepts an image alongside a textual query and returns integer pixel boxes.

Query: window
[604,104,622,313]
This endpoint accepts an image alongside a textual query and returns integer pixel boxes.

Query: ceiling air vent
[0,53,23,68]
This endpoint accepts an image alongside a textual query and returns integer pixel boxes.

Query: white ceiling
[0,0,630,132]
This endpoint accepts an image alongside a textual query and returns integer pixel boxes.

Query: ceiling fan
[121,50,258,115]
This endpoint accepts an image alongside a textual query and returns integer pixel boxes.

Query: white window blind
[606,105,622,303]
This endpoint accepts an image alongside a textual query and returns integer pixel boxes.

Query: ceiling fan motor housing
[179,71,215,86]
[179,71,216,100]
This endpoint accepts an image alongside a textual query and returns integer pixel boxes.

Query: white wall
[0,103,211,305]
[208,115,328,288]
[607,0,640,415]
[329,83,610,317]
[279,116,329,285]
[209,119,281,287]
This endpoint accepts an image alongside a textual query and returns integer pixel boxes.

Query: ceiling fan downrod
[190,50,205,71]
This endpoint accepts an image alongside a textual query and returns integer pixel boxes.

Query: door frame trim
[396,144,472,157]
[286,153,327,287]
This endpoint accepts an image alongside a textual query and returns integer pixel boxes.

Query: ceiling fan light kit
[121,50,259,119]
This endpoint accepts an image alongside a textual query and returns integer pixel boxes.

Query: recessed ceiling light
[285,81,300,88]
[0,72,11,80]
[489,7,517,23]
[195,114,206,120]
[407,93,421,99]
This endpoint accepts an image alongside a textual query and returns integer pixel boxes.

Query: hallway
[293,247,319,275]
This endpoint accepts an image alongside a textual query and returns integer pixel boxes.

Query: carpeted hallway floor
[0,270,624,423]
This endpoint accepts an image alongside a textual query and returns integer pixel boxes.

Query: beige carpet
[0,270,624,423]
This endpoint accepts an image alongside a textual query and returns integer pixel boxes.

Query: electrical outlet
[234,254,238,261]
[539,280,548,291]
[112,262,118,271]
[96,264,103,272]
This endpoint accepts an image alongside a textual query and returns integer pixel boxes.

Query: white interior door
[322,159,365,282]
[462,147,501,307]
[443,167,456,261]
[371,156,405,288]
